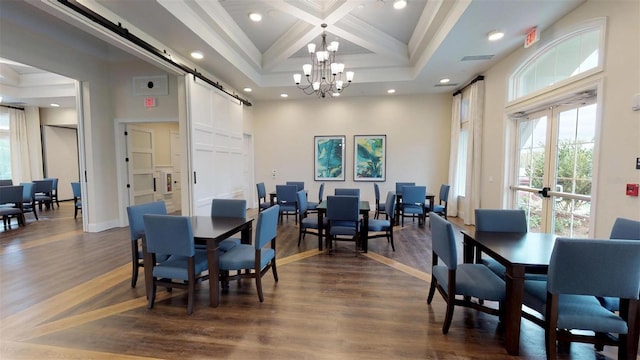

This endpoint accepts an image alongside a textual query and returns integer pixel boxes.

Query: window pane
[0,112,10,179]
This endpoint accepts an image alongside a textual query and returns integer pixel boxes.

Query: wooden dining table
[142,216,253,308]
[461,230,557,356]
[315,200,371,252]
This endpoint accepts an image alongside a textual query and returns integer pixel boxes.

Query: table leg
[207,242,220,308]
[462,234,475,264]
[395,196,401,226]
[318,210,324,251]
[270,194,276,206]
[504,265,526,355]
[361,212,369,253]
[141,237,154,301]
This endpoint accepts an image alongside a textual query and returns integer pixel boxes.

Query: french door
[511,97,597,237]
[126,125,155,205]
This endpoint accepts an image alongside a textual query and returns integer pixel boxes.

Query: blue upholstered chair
[276,184,298,224]
[218,205,280,302]
[334,188,360,197]
[474,209,539,279]
[598,217,640,312]
[367,191,397,251]
[521,238,640,359]
[126,201,169,288]
[431,184,450,219]
[307,182,324,213]
[20,182,37,221]
[373,183,385,219]
[44,177,60,208]
[256,182,271,212]
[0,185,25,228]
[210,198,246,252]
[143,214,209,314]
[400,185,426,226]
[33,179,54,210]
[286,181,304,191]
[395,182,415,195]
[297,190,324,246]
[326,195,361,254]
[70,181,82,219]
[427,214,505,334]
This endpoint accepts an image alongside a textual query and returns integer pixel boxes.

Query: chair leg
[131,241,139,288]
[147,281,157,309]
[271,261,278,282]
[388,230,395,251]
[256,272,264,302]
[187,280,195,315]
[427,280,437,304]
[442,296,455,334]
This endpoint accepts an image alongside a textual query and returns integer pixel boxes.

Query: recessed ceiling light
[393,0,407,10]
[248,12,262,22]
[387,89,396,94]
[440,78,450,84]
[488,30,504,41]
[190,51,203,59]
[243,87,252,92]
[50,103,60,107]
[280,93,288,98]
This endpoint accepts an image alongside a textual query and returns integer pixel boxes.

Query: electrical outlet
[271,169,276,178]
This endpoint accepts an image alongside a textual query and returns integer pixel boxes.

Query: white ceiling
[0,0,584,107]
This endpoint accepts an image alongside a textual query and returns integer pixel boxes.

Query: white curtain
[447,93,462,217]
[463,79,484,225]
[9,108,32,183]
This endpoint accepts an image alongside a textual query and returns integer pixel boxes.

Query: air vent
[434,83,459,87]
[461,55,494,61]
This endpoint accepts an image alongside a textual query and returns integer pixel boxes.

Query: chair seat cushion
[259,202,271,210]
[0,207,22,216]
[402,204,424,214]
[219,244,275,270]
[377,203,386,211]
[301,217,323,230]
[598,296,619,312]
[307,202,319,210]
[152,250,209,280]
[523,280,628,334]
[368,218,391,232]
[432,205,444,213]
[279,203,297,212]
[432,263,505,301]
[219,238,241,252]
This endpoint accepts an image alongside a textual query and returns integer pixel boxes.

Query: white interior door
[126,125,155,205]
[512,97,597,237]
[170,130,182,213]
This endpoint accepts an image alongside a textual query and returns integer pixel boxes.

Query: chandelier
[293,24,354,98]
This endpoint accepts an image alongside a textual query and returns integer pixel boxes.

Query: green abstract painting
[354,135,386,181]
[314,136,345,181]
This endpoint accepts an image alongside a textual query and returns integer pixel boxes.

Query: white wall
[252,94,452,206]
[482,0,640,236]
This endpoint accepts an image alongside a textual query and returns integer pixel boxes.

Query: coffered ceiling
[0,0,584,106]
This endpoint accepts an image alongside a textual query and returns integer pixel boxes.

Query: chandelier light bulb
[312,82,320,91]
[307,43,316,54]
[336,63,345,73]
[303,64,312,76]
[336,80,344,90]
[346,71,354,82]
[293,73,302,84]
[329,41,339,52]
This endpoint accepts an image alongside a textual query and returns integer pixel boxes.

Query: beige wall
[252,93,452,206]
[40,107,77,127]
[482,0,640,236]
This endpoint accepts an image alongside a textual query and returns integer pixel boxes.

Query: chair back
[256,182,267,199]
[255,205,280,249]
[286,181,304,191]
[211,198,246,218]
[276,184,298,204]
[547,238,640,299]
[33,179,53,194]
[326,195,359,222]
[0,179,13,186]
[384,191,397,220]
[126,201,167,241]
[20,182,35,202]
[71,182,81,198]
[143,214,195,257]
[430,214,457,270]
[610,217,640,240]
[475,209,527,232]
[335,188,360,197]
[296,190,308,214]
[395,182,415,194]
[0,185,24,205]
[45,177,58,191]
[402,185,426,205]
[374,183,381,201]
[439,184,450,203]
[318,182,325,202]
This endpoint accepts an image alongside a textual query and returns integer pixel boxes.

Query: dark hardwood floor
[0,202,627,359]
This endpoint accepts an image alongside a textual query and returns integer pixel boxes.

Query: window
[509,19,604,101]
[0,111,10,179]
[456,96,470,197]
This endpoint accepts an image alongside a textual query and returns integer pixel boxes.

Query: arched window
[509,18,605,102]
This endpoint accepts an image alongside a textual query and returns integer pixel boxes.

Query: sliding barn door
[186,76,244,216]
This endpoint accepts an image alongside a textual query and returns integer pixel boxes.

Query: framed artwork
[314,135,345,181]
[354,135,386,181]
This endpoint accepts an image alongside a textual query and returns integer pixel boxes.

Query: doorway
[511,95,597,237]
